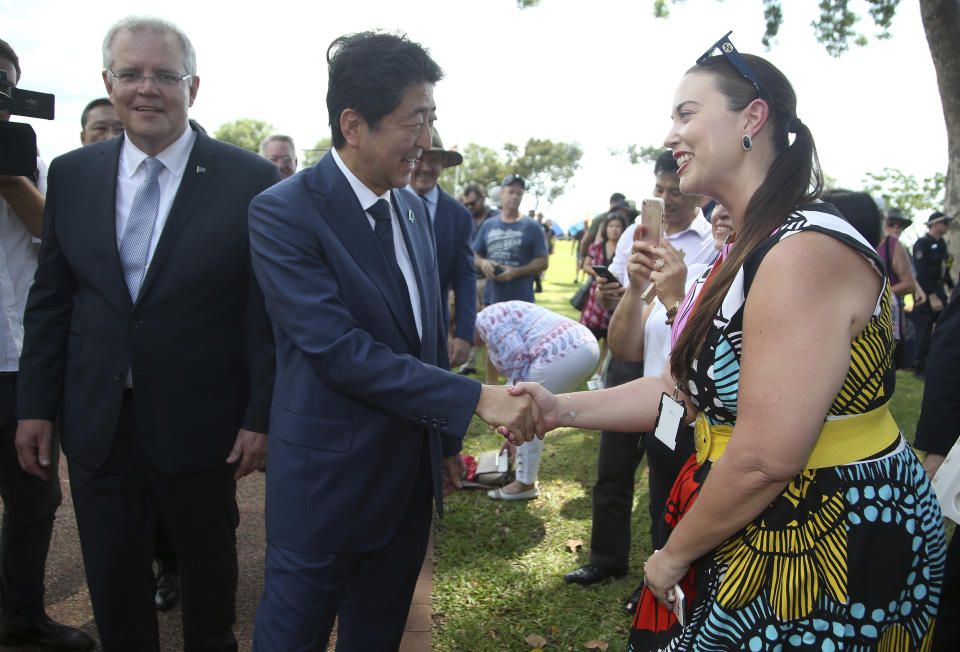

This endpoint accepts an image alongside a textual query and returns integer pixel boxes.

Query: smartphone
[493,264,505,275]
[672,584,687,626]
[591,265,620,284]
[640,198,664,246]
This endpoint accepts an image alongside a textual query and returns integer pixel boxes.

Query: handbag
[460,450,514,488]
[570,277,593,311]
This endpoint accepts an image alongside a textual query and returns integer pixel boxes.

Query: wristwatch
[664,298,682,325]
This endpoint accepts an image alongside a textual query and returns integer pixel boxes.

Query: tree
[302,137,331,167]
[443,138,583,207]
[213,118,274,153]
[609,144,664,167]
[860,167,945,245]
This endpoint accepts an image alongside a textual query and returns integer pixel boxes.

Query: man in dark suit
[406,127,476,369]
[248,31,540,651]
[15,17,277,651]
[915,282,960,651]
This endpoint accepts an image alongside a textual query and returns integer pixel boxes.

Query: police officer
[911,212,954,377]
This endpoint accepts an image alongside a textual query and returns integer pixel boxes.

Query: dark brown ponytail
[670,54,823,386]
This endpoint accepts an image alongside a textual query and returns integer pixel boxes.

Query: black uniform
[911,234,953,372]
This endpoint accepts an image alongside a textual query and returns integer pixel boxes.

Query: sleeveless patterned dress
[627,205,945,651]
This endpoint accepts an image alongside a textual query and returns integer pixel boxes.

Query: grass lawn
[432,246,931,652]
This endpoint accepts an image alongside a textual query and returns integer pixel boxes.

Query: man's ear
[742,97,770,139]
[339,108,365,148]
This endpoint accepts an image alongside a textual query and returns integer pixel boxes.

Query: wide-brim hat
[885,207,911,226]
[424,127,462,167]
[926,211,954,226]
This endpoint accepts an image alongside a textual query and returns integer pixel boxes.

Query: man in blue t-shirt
[472,174,549,382]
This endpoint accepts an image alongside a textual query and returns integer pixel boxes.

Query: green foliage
[862,167,945,219]
[213,118,274,153]
[449,139,583,206]
[649,0,901,56]
[301,137,331,167]
[610,144,666,167]
[516,0,541,6]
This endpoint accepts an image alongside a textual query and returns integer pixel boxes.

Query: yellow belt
[693,403,900,468]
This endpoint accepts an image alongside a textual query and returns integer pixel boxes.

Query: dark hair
[0,38,21,83]
[654,150,679,175]
[600,213,628,243]
[326,31,443,149]
[821,189,882,247]
[609,192,626,204]
[80,98,113,128]
[462,183,485,199]
[671,52,823,384]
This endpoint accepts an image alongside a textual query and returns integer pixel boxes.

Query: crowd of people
[0,15,957,652]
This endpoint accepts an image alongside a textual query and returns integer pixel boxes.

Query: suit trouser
[933,529,960,651]
[67,391,239,652]
[911,305,941,373]
[253,443,433,652]
[0,374,62,625]
[588,359,645,573]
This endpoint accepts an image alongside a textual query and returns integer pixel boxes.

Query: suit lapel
[392,189,431,348]
[135,127,212,306]
[89,138,133,311]
[310,155,420,351]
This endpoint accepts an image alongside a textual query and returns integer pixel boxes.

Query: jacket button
[112,373,123,382]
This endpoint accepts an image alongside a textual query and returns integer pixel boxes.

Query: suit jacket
[914,283,960,455]
[248,152,482,554]
[17,127,278,474]
[432,186,476,347]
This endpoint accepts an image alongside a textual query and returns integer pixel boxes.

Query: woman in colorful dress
[476,301,598,500]
[503,33,944,650]
[581,209,631,378]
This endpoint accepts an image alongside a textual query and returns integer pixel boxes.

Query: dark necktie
[419,195,432,224]
[367,198,415,324]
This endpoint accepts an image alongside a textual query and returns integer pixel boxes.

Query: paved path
[0,459,433,651]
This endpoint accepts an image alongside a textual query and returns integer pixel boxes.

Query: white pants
[513,340,600,484]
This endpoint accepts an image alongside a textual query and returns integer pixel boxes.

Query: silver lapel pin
[196,165,206,174]
[407,209,415,223]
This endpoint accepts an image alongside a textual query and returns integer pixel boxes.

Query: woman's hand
[648,240,688,308]
[500,382,560,439]
[642,547,691,610]
[626,240,658,290]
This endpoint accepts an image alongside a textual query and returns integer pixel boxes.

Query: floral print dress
[627,205,945,652]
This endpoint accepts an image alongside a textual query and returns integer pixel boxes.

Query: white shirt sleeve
[611,223,637,287]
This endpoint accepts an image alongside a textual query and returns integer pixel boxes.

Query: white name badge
[655,393,686,451]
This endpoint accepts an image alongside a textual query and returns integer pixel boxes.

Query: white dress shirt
[611,210,715,287]
[115,127,197,267]
[332,148,422,339]
[0,158,47,371]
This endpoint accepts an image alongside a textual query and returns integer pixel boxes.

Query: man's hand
[475,385,544,445]
[596,280,625,311]
[15,419,54,480]
[930,293,944,312]
[479,259,500,281]
[226,428,267,479]
[448,337,471,368]
[922,453,946,480]
[441,454,465,497]
[493,265,518,282]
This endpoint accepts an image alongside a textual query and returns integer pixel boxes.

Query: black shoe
[155,569,180,611]
[622,583,644,615]
[0,616,95,650]
[563,564,626,585]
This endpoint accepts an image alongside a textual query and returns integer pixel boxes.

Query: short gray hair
[259,134,296,157]
[102,16,197,76]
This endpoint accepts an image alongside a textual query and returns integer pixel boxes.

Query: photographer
[0,38,93,649]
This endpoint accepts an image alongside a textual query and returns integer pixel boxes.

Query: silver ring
[655,259,666,271]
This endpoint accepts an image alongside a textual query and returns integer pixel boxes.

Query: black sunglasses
[697,31,762,97]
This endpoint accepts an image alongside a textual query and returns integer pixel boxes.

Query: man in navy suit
[15,17,277,651]
[248,31,541,651]
[406,128,475,369]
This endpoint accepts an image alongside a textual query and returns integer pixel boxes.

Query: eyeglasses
[106,69,192,88]
[501,174,526,189]
[696,31,762,97]
[463,197,484,209]
[267,156,294,164]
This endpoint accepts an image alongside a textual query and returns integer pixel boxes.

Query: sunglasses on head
[697,31,762,97]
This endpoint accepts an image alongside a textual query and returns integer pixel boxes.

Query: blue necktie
[367,198,415,324]
[120,157,163,300]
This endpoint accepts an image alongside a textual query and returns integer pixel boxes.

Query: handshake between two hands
[474,383,560,446]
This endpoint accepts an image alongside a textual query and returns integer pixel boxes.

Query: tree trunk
[920,0,960,285]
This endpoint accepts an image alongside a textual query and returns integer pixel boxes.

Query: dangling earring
[742,134,752,151]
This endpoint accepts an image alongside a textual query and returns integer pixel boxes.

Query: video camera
[0,68,55,176]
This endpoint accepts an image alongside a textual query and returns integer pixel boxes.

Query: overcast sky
[3,0,945,236]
